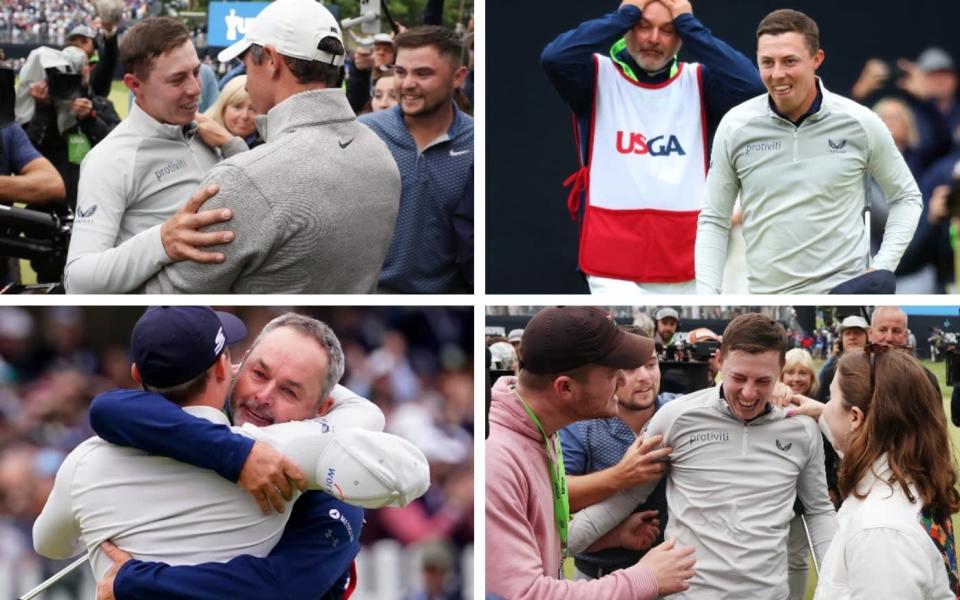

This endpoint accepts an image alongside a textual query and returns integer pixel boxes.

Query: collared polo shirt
[359,104,473,293]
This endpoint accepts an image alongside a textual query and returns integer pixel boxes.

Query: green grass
[565,359,959,599]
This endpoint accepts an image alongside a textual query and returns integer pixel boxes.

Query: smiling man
[65,17,241,293]
[359,26,474,293]
[696,9,922,294]
[559,325,675,581]
[144,0,400,294]
[568,313,837,599]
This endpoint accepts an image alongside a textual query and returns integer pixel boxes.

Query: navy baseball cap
[131,306,247,388]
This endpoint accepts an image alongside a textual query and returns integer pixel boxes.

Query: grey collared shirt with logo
[696,81,922,294]
[568,386,837,599]
[64,102,246,293]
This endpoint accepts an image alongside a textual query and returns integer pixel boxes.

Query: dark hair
[836,349,960,521]
[394,26,464,67]
[248,37,345,87]
[143,369,209,406]
[120,17,192,80]
[720,313,787,365]
[756,9,820,55]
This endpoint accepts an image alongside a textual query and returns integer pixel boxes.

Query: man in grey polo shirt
[569,313,837,598]
[64,17,242,293]
[33,307,428,583]
[144,0,401,294]
[695,9,921,294]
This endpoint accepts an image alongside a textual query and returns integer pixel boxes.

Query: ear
[812,48,825,70]
[316,396,335,417]
[452,65,468,89]
[213,353,230,383]
[123,72,140,96]
[849,405,865,434]
[553,375,574,397]
[263,45,282,78]
[131,363,143,386]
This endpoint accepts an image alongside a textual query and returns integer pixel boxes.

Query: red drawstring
[562,166,589,221]
[343,560,358,599]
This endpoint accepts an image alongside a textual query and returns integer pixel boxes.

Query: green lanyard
[514,388,569,556]
[609,37,679,82]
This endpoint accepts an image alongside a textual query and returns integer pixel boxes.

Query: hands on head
[620,0,692,18]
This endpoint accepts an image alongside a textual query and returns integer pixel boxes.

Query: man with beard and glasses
[486,307,696,599]
[558,324,675,581]
[541,0,763,295]
[359,26,474,294]
[568,313,837,599]
[81,310,423,599]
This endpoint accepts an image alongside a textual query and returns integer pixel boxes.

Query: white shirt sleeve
[64,152,172,293]
[317,384,386,432]
[843,528,942,600]
[33,446,86,559]
[862,112,922,272]
[796,422,838,567]
[696,116,741,294]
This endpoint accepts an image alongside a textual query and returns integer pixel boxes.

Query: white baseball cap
[218,0,345,66]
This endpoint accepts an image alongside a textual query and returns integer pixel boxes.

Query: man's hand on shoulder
[238,441,308,515]
[660,0,693,17]
[96,541,132,600]
[160,184,234,263]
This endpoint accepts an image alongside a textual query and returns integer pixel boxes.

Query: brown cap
[520,306,655,374]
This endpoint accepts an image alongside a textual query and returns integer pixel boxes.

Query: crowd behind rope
[0,0,150,45]
[0,306,473,600]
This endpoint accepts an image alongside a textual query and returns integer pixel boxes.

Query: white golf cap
[655,307,680,321]
[507,328,524,343]
[840,315,869,332]
[278,427,430,509]
[217,0,344,66]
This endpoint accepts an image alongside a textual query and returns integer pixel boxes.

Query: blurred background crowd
[0,305,473,600]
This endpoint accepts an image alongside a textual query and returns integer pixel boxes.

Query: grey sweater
[146,88,400,294]
[696,81,921,294]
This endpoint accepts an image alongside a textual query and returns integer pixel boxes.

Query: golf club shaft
[801,514,820,577]
[19,555,88,600]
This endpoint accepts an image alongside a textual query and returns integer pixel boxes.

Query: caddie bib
[575,55,707,282]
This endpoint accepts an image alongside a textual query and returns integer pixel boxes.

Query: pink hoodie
[485,377,659,599]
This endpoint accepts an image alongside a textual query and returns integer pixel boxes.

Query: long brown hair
[836,349,960,521]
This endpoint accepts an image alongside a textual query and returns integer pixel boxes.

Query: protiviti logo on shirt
[154,159,187,183]
[615,131,686,156]
[688,431,731,447]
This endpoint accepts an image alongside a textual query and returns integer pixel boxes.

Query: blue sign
[207,2,269,49]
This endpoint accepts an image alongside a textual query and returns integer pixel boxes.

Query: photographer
[25,46,120,210]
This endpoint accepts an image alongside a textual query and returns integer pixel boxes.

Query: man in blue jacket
[541,0,763,295]
[86,310,400,600]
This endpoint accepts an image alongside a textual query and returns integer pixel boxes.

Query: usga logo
[616,131,686,156]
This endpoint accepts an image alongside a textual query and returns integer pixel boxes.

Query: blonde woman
[203,75,261,148]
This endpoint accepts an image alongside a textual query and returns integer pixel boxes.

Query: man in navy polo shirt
[359,26,473,294]
[559,325,675,580]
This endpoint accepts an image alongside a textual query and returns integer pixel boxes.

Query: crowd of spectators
[0,0,150,45]
[0,306,473,600]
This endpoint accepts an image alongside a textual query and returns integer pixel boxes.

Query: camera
[45,68,84,102]
[0,203,72,292]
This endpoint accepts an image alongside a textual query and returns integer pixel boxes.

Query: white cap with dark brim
[218,0,344,66]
